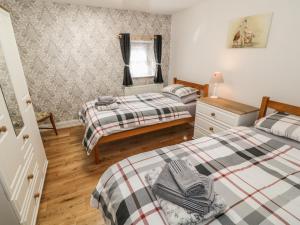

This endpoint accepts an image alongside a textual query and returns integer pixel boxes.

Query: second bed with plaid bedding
[91,127,300,225]
[79,93,191,154]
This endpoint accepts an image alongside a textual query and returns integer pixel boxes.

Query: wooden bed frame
[93,78,209,164]
[258,96,300,119]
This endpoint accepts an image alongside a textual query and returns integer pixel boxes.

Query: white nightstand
[194,97,259,138]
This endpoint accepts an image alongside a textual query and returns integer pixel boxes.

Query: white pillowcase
[162,84,198,98]
[255,112,300,142]
[163,92,198,104]
[162,84,198,104]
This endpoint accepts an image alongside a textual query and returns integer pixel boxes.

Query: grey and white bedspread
[79,93,191,154]
[91,127,300,225]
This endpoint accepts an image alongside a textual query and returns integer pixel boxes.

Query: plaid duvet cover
[79,93,191,154]
[91,127,300,225]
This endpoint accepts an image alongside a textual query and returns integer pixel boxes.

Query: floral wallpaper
[0,0,171,122]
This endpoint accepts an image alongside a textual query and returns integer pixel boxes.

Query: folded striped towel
[146,167,227,225]
[96,102,119,111]
[96,96,116,106]
[169,160,210,197]
[152,164,215,215]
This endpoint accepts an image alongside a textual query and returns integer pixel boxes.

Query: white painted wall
[170,0,300,107]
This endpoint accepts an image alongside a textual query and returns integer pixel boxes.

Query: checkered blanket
[79,93,191,154]
[256,112,300,142]
[91,127,300,225]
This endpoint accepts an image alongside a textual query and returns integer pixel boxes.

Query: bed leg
[94,146,100,164]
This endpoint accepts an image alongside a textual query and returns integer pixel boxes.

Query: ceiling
[51,0,201,14]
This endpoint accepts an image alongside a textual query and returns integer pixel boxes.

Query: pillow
[162,84,198,98]
[163,92,198,104]
[255,112,300,142]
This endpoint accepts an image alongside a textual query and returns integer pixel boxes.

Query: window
[130,40,155,78]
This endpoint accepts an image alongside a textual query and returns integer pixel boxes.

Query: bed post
[173,77,178,84]
[202,84,209,97]
[258,96,270,119]
[94,144,100,164]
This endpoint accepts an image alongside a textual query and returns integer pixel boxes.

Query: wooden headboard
[258,96,300,119]
[173,77,209,97]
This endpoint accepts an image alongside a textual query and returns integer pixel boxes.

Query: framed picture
[227,13,273,48]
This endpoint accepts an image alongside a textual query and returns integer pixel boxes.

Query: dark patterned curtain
[119,33,133,86]
[153,35,163,83]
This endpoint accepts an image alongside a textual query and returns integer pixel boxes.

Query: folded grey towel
[99,96,114,102]
[96,102,119,111]
[152,164,215,215]
[96,96,116,106]
[169,160,210,197]
[146,167,227,225]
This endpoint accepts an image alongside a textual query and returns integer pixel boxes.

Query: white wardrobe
[0,6,48,225]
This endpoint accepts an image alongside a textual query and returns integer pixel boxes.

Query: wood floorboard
[36,124,194,225]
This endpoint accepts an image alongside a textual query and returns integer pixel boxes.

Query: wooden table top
[199,97,259,115]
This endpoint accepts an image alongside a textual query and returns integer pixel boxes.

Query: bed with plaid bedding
[79,93,191,154]
[91,127,300,225]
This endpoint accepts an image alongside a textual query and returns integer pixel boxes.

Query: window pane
[130,41,154,78]
[131,45,147,62]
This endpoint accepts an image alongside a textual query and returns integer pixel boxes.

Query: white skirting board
[40,119,82,131]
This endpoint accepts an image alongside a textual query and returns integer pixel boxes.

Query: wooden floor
[36,124,194,225]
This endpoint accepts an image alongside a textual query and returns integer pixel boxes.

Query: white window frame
[130,40,155,78]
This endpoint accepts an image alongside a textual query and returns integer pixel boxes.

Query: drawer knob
[209,127,214,132]
[34,193,40,199]
[23,134,30,140]
[211,113,216,117]
[0,126,7,133]
[26,99,32,105]
[27,174,34,180]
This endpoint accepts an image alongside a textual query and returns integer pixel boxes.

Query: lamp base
[211,84,219,99]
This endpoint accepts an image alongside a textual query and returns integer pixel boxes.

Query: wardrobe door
[0,81,23,200]
[0,8,47,170]
[0,7,48,225]
[0,182,19,225]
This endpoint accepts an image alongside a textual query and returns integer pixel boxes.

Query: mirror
[0,42,24,136]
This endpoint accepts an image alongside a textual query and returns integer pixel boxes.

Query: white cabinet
[194,97,259,138]
[0,183,19,225]
[0,7,47,225]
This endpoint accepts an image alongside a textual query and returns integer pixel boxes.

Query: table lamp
[210,72,224,98]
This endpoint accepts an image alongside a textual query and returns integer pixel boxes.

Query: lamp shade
[210,72,224,84]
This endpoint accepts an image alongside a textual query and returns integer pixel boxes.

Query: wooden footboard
[93,117,194,164]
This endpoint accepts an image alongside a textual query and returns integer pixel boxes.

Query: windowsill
[132,75,154,79]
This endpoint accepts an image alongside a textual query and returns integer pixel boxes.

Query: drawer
[21,137,32,161]
[193,125,209,139]
[12,146,35,213]
[21,164,42,225]
[197,102,239,126]
[195,116,228,135]
[23,192,37,225]
[17,127,32,159]
[26,170,42,225]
